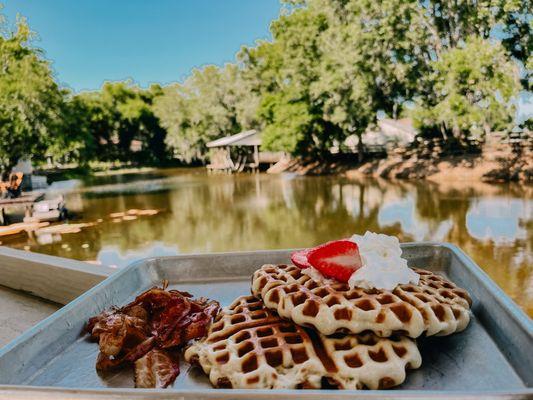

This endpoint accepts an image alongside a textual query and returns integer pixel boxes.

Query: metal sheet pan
[0,243,531,399]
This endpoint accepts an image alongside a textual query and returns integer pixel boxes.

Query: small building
[366,118,417,148]
[335,118,417,154]
[206,130,282,172]
[130,139,143,152]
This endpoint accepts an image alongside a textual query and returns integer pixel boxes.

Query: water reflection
[4,168,532,316]
[378,194,453,241]
[466,198,530,244]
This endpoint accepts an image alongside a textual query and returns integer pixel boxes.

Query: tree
[69,82,169,164]
[319,0,527,150]
[316,0,430,115]
[70,90,117,162]
[112,83,169,164]
[46,94,96,164]
[241,3,342,157]
[0,14,63,173]
[259,89,315,154]
[497,0,532,89]
[154,64,258,162]
[255,0,431,159]
[410,37,520,145]
[310,0,412,161]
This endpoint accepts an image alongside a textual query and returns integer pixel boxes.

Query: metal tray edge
[0,385,532,399]
[434,243,532,331]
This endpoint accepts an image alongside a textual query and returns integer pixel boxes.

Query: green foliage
[493,0,531,84]
[411,37,520,143]
[66,82,168,164]
[45,94,96,164]
[0,15,63,171]
[241,4,342,156]
[154,65,258,162]
[240,0,526,157]
[315,0,429,117]
[259,91,311,154]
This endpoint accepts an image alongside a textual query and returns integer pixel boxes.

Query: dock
[206,130,283,172]
[0,193,44,225]
[0,193,66,226]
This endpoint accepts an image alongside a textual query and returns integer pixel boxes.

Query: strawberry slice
[307,240,363,282]
[291,248,312,269]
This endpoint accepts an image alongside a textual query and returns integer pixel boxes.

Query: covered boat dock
[206,130,282,172]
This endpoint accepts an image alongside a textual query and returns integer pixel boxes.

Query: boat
[0,193,67,225]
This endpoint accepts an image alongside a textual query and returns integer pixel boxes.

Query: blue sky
[3,0,280,91]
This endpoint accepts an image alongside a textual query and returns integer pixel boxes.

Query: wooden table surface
[0,286,60,347]
[0,246,115,348]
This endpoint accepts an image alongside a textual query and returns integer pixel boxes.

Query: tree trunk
[357,133,364,163]
[440,123,448,141]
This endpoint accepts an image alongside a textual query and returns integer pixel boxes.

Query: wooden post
[226,146,234,173]
[253,145,259,173]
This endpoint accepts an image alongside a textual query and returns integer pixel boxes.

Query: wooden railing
[0,247,114,305]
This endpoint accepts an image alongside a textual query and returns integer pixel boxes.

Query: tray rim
[0,242,532,398]
[0,385,531,399]
[437,243,532,332]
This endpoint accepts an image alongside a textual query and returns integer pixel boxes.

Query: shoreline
[35,150,532,186]
[268,152,532,185]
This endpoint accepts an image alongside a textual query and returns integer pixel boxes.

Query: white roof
[206,130,261,148]
[344,119,417,148]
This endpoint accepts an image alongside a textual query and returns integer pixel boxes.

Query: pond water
[4,168,532,316]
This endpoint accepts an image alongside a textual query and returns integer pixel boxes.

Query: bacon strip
[86,284,220,388]
[134,349,180,388]
[91,313,149,356]
[96,337,156,371]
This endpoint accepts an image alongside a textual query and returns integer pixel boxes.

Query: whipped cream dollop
[347,232,419,290]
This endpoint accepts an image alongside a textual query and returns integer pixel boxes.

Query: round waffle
[251,264,471,338]
[185,295,421,390]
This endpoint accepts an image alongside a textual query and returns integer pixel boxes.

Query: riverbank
[35,142,532,185]
[269,151,532,184]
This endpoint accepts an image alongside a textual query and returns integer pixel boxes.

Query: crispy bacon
[159,300,219,348]
[134,349,180,388]
[150,297,192,341]
[86,309,115,334]
[96,337,156,371]
[88,311,148,357]
[123,304,149,321]
[86,284,220,387]
[199,299,221,319]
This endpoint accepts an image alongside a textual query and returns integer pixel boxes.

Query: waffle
[185,295,421,390]
[252,264,471,338]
